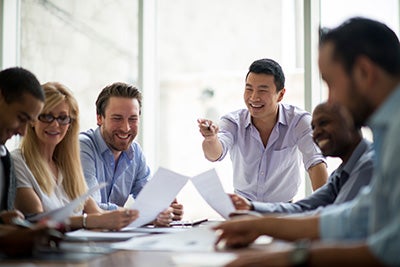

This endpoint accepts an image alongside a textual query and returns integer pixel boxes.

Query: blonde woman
[12,82,138,230]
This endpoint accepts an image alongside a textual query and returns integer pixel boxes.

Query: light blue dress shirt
[218,103,326,202]
[251,139,374,213]
[320,85,400,266]
[80,128,151,210]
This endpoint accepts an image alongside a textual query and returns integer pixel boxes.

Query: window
[157,0,306,218]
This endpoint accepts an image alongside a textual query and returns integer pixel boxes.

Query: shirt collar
[340,138,371,175]
[245,103,286,128]
[94,127,134,160]
[0,145,7,157]
[368,84,400,130]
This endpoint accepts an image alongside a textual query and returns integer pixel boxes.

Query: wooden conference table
[0,221,291,267]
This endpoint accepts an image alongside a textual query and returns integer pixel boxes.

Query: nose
[250,91,260,100]
[47,119,60,126]
[327,87,338,105]
[16,122,29,136]
[312,124,323,140]
[120,119,131,132]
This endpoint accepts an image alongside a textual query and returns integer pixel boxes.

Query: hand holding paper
[123,167,235,230]
[191,169,235,219]
[125,168,189,228]
[28,182,107,223]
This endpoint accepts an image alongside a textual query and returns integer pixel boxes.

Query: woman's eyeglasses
[38,114,72,125]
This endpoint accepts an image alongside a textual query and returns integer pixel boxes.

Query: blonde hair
[21,82,87,198]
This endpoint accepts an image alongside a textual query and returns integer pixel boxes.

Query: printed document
[123,167,235,229]
[28,182,107,223]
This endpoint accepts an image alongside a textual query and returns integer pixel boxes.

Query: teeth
[318,139,329,148]
[116,134,129,139]
[251,104,263,108]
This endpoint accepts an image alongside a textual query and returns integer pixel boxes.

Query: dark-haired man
[229,101,374,214]
[198,58,328,203]
[0,67,49,256]
[80,82,183,226]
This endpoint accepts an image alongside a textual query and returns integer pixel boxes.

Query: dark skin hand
[0,224,64,257]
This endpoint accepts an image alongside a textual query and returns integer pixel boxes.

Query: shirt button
[260,172,264,176]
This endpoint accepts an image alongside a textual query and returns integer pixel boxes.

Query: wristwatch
[289,239,311,267]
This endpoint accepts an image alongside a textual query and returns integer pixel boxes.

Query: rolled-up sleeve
[295,113,326,170]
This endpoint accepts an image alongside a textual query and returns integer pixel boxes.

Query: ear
[96,114,103,126]
[277,88,286,102]
[352,56,376,90]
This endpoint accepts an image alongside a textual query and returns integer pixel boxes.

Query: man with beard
[229,101,374,214]
[198,58,328,203]
[80,82,183,225]
[213,17,400,267]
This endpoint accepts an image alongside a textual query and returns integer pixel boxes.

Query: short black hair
[245,58,285,92]
[0,67,45,103]
[96,82,142,116]
[319,17,400,75]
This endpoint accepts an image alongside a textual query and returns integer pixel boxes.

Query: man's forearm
[202,137,223,161]
[308,162,328,191]
[257,215,321,241]
[309,242,386,267]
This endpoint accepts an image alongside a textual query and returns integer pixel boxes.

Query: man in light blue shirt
[80,127,149,210]
[213,17,400,266]
[198,59,328,202]
[80,82,183,223]
[230,102,374,214]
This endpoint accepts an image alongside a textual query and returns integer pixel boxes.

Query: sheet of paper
[124,167,189,228]
[122,226,192,234]
[171,252,237,266]
[65,229,148,241]
[112,226,217,252]
[28,182,107,223]
[191,169,235,219]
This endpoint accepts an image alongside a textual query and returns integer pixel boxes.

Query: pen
[202,121,211,131]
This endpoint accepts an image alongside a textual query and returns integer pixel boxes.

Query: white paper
[122,226,192,234]
[125,167,190,228]
[191,169,235,219]
[171,252,237,267]
[112,226,217,252]
[29,182,107,223]
[65,229,147,241]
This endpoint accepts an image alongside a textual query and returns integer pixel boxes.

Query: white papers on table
[191,169,235,219]
[125,168,190,228]
[112,226,217,252]
[28,182,107,223]
[122,226,192,234]
[171,252,237,267]
[65,229,148,241]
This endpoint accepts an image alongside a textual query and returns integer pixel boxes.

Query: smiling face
[311,103,355,159]
[33,100,70,148]
[97,96,140,157]
[0,92,43,145]
[244,72,285,122]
